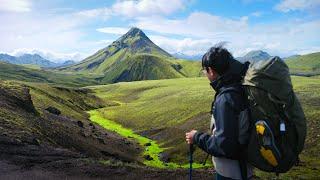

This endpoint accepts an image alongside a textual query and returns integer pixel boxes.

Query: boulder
[45,106,61,115]
[143,155,153,161]
[77,121,84,128]
[144,142,151,146]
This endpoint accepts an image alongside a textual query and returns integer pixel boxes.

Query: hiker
[185,45,253,180]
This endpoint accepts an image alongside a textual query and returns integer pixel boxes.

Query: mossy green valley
[0,27,320,179]
[88,109,208,169]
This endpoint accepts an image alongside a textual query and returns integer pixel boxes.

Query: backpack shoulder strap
[211,83,241,114]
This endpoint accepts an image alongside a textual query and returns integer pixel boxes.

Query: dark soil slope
[0,81,213,179]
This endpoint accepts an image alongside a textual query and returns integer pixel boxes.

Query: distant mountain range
[283,54,301,60]
[59,27,201,83]
[172,50,273,62]
[236,50,320,75]
[0,53,75,68]
[58,60,76,67]
[236,50,272,62]
[172,52,202,61]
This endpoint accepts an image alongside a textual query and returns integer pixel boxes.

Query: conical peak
[125,27,146,38]
[101,26,171,57]
[113,27,151,49]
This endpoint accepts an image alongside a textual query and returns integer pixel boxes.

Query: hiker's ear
[208,67,216,76]
[207,67,218,80]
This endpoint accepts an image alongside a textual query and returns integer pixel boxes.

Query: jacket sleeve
[193,93,242,159]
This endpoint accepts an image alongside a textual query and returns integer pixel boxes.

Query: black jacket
[193,60,249,159]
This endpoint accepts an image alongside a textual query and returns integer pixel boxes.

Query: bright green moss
[88,109,209,169]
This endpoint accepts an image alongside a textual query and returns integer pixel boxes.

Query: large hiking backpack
[242,56,307,173]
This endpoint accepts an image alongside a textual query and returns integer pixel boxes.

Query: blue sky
[0,0,319,62]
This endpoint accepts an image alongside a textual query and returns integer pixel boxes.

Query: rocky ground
[0,159,215,180]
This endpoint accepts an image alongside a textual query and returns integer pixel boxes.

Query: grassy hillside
[60,52,201,84]
[0,54,201,86]
[98,54,201,83]
[0,62,99,87]
[58,28,202,83]
[286,52,320,75]
[21,64,42,70]
[59,28,172,73]
[87,76,320,179]
[0,80,145,173]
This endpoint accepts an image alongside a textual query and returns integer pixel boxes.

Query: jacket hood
[210,59,249,92]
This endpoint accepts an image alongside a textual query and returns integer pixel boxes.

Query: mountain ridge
[172,52,202,61]
[237,50,272,62]
[286,52,320,75]
[59,27,201,83]
[0,53,75,68]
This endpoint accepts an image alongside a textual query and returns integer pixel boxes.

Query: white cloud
[135,12,248,38]
[230,18,320,57]
[295,46,320,55]
[132,12,320,57]
[149,35,213,55]
[75,0,186,20]
[75,8,112,20]
[1,0,319,61]
[275,0,320,12]
[96,27,130,35]
[112,0,185,18]
[0,9,106,61]
[0,0,31,13]
[94,39,113,46]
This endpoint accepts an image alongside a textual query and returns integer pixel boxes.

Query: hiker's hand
[185,130,197,144]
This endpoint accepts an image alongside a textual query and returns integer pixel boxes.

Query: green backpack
[242,56,307,173]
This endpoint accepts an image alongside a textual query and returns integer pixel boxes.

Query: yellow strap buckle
[256,124,265,135]
[260,147,278,167]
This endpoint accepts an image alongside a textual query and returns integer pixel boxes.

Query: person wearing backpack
[186,45,253,180]
[186,44,307,180]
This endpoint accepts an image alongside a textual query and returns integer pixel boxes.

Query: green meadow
[86,75,320,178]
[1,62,319,178]
[87,77,212,129]
[87,77,212,162]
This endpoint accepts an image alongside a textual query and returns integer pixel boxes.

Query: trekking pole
[189,143,194,180]
[202,153,210,166]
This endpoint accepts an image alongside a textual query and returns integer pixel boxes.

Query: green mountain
[59,27,201,83]
[286,52,320,75]
[237,50,272,62]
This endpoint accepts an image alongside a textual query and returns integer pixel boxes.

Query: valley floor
[0,159,214,180]
[1,76,320,179]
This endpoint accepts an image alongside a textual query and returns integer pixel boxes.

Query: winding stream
[88,109,208,169]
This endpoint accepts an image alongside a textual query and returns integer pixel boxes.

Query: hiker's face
[203,67,218,81]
